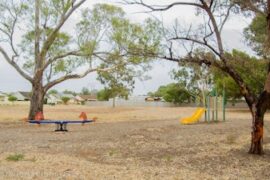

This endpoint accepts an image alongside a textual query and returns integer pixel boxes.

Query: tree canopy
[0,1,161,119]
[149,83,193,104]
[125,0,270,154]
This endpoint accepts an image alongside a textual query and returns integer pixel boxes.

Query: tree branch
[169,36,221,58]
[160,53,257,106]
[44,66,115,92]
[123,0,203,11]
[200,0,225,57]
[43,50,83,71]
[0,46,33,83]
[219,4,234,33]
[40,0,86,61]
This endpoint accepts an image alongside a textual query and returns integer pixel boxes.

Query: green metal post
[215,89,218,122]
[204,96,207,122]
[207,96,210,123]
[222,85,226,121]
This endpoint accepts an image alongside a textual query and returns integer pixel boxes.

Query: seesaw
[28,112,96,132]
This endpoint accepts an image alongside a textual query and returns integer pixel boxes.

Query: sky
[0,0,253,95]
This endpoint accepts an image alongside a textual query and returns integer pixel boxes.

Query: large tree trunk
[249,104,265,154]
[249,90,270,154]
[28,0,43,120]
[28,81,45,120]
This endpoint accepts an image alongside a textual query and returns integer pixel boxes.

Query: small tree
[8,95,17,104]
[47,89,58,95]
[97,89,113,101]
[81,87,91,95]
[153,83,193,104]
[61,97,70,105]
[96,45,156,107]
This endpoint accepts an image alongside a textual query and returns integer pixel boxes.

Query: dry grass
[1,105,270,179]
[1,104,269,123]
[0,104,200,123]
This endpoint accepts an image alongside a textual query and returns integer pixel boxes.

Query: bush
[8,95,17,103]
[61,96,70,105]
[6,154,24,161]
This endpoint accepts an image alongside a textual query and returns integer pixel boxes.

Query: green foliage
[8,95,17,102]
[97,65,134,100]
[244,14,268,56]
[151,83,193,104]
[48,89,58,95]
[79,4,161,97]
[0,1,160,90]
[61,96,70,105]
[6,154,24,162]
[171,58,213,105]
[97,86,129,101]
[62,90,76,96]
[213,50,267,99]
[172,64,212,95]
[97,89,111,101]
[81,87,91,95]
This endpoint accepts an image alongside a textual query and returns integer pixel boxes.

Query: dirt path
[1,116,270,179]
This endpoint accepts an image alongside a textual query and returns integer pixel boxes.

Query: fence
[86,100,178,107]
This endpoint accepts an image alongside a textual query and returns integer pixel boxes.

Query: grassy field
[1,105,270,179]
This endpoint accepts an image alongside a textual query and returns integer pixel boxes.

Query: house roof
[18,91,31,99]
[78,95,97,100]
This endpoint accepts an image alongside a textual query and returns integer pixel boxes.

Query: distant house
[47,94,62,105]
[12,91,31,101]
[145,97,162,102]
[76,95,97,102]
[0,92,8,101]
[61,93,76,104]
[74,95,84,103]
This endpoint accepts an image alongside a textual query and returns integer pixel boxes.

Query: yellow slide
[180,108,205,125]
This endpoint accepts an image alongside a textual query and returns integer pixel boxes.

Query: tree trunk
[28,82,45,120]
[112,97,116,108]
[249,104,265,155]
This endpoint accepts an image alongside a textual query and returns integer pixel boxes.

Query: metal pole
[223,84,226,121]
[215,89,218,122]
[207,96,210,123]
[204,95,207,122]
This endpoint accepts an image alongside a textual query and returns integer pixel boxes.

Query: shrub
[8,95,17,104]
[6,154,24,161]
[61,96,70,105]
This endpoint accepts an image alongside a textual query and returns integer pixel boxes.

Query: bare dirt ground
[1,105,270,179]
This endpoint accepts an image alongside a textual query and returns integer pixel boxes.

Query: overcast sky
[0,0,253,95]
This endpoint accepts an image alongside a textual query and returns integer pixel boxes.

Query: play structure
[180,88,226,124]
[181,108,205,124]
[29,112,96,131]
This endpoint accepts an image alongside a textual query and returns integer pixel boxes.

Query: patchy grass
[163,155,173,163]
[226,134,238,144]
[108,149,118,157]
[6,154,24,162]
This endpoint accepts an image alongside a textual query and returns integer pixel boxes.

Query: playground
[1,105,270,179]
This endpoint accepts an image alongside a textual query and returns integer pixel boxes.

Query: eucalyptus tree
[97,65,137,107]
[0,1,160,119]
[126,0,270,154]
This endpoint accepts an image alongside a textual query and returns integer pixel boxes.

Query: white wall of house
[47,94,61,104]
